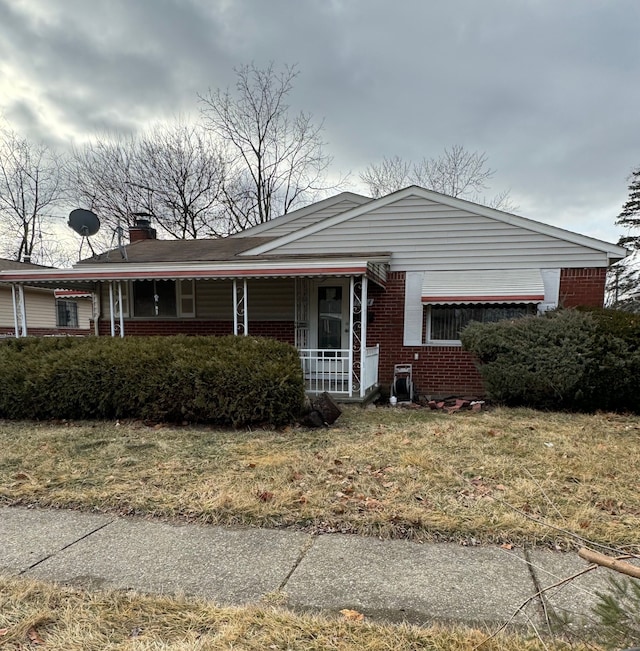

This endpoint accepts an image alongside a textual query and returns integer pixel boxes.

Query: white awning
[422,269,545,304]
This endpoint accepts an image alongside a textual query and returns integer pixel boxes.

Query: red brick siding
[559,267,607,307]
[96,319,295,344]
[366,272,485,397]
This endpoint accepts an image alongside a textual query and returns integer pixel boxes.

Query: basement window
[424,303,537,345]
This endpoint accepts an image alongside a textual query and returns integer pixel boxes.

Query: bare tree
[360,145,515,210]
[200,63,337,233]
[134,123,226,238]
[0,125,65,263]
[67,122,226,240]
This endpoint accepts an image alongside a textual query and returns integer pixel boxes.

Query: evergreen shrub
[0,335,305,427]
[460,308,640,413]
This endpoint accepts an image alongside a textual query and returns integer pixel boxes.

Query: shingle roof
[78,237,276,264]
[0,258,51,271]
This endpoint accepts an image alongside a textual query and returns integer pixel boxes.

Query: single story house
[0,186,627,399]
[0,258,92,337]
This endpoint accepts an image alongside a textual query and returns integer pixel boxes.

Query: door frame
[309,278,351,351]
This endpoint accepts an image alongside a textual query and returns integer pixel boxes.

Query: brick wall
[559,267,607,307]
[90,266,609,398]
[366,272,485,397]
[96,319,295,344]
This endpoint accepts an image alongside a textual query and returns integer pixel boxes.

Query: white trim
[117,281,125,337]
[0,258,379,285]
[360,276,368,398]
[108,282,115,337]
[403,271,424,346]
[11,284,19,337]
[539,268,561,312]
[242,186,628,260]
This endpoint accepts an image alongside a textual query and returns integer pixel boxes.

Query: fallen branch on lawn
[473,563,598,650]
[578,548,640,579]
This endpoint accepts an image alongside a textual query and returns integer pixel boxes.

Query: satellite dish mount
[68,209,101,259]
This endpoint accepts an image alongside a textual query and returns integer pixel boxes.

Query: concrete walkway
[0,506,622,629]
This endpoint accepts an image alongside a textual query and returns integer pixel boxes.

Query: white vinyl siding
[0,287,57,328]
[267,196,613,270]
[77,297,93,328]
[259,199,367,237]
[0,287,92,330]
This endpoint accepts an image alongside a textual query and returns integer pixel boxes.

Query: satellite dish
[68,209,100,237]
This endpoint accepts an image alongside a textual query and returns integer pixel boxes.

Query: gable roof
[230,191,371,238]
[241,185,627,262]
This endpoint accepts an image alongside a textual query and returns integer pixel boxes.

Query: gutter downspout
[11,284,19,338]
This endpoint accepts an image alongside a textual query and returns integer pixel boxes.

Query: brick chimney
[129,217,157,242]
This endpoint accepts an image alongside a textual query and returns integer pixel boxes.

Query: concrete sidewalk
[0,506,619,629]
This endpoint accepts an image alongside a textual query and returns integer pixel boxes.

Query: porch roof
[0,255,390,291]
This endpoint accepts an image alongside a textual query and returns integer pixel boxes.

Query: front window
[56,300,79,328]
[116,280,194,318]
[425,303,537,344]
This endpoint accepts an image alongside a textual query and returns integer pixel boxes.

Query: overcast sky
[0,0,638,247]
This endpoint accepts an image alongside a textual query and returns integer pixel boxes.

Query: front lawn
[0,576,596,650]
[1,407,639,549]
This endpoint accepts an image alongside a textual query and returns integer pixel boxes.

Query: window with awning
[422,270,545,344]
[421,269,545,304]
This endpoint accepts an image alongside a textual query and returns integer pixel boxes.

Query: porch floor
[305,385,380,405]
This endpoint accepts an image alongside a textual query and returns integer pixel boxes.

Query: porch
[299,344,380,401]
[0,256,387,402]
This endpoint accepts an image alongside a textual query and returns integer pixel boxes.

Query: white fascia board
[242,185,629,260]
[230,192,371,238]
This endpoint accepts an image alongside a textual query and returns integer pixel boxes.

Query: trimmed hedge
[0,336,305,427]
[460,309,640,413]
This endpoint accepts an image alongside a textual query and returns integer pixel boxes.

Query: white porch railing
[299,345,379,398]
[362,344,380,396]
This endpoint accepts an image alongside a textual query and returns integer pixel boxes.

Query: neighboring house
[0,259,92,337]
[0,187,627,398]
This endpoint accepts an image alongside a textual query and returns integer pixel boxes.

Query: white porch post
[359,276,368,398]
[11,284,19,337]
[233,279,248,336]
[108,282,115,337]
[117,281,125,337]
[18,285,27,336]
[348,276,354,397]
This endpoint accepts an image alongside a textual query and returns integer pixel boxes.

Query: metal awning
[0,257,389,290]
[422,269,545,304]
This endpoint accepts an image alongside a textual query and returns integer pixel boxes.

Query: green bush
[0,336,305,427]
[579,308,640,412]
[460,308,640,413]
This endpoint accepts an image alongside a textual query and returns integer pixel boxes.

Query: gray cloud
[0,0,638,242]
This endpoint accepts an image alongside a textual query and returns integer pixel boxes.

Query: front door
[304,279,351,392]
[313,280,350,352]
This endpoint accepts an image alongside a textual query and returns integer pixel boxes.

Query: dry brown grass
[0,575,599,650]
[1,407,639,549]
